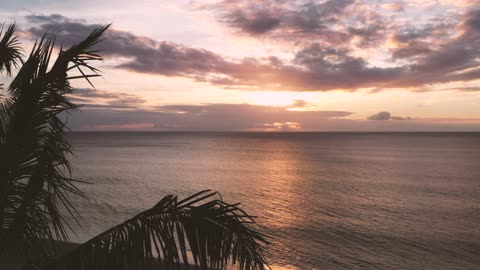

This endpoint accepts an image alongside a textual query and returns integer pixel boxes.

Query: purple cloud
[67,103,478,132]
[368,111,412,121]
[70,88,146,110]
[25,10,480,92]
[66,90,354,131]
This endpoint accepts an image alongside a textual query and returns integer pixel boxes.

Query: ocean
[67,132,480,269]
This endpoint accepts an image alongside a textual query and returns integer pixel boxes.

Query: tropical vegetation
[0,23,269,270]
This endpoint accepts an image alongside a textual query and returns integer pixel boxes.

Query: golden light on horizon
[244,91,311,106]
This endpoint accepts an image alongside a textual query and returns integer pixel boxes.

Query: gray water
[68,132,480,269]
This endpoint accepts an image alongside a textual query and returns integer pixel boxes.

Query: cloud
[463,8,480,33]
[368,111,412,121]
[194,0,356,40]
[67,100,354,131]
[382,3,405,12]
[439,0,480,7]
[64,94,479,132]
[26,14,227,77]
[64,89,356,131]
[194,0,398,50]
[414,86,480,92]
[70,88,146,110]
[391,116,412,120]
[24,10,480,92]
[288,100,309,108]
[225,9,281,34]
[26,14,387,91]
[56,89,478,132]
[368,111,391,120]
[292,44,404,89]
[67,104,480,132]
[193,2,480,88]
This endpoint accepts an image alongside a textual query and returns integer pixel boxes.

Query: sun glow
[244,91,311,106]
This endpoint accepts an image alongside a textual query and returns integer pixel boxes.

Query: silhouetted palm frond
[0,25,110,253]
[0,23,23,76]
[1,23,270,270]
[45,190,270,270]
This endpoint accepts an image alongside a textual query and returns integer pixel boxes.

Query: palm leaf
[0,23,23,76]
[43,190,270,270]
[0,24,110,253]
[1,23,270,270]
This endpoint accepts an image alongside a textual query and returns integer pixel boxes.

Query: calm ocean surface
[68,132,480,270]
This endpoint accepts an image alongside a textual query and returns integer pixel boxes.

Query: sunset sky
[2,0,480,131]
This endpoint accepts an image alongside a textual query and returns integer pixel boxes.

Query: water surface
[68,132,480,269]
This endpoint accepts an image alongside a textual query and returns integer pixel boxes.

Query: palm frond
[1,23,270,270]
[0,25,110,253]
[44,190,270,270]
[0,23,23,76]
[0,95,13,144]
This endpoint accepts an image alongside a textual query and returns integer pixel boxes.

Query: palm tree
[0,23,269,270]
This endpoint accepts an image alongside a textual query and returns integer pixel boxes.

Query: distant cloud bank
[64,89,480,132]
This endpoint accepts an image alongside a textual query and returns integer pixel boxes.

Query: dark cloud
[392,29,426,44]
[415,86,480,92]
[27,14,226,78]
[64,88,355,131]
[292,44,403,89]
[196,0,356,39]
[193,2,480,89]
[70,88,146,110]
[226,10,281,34]
[347,24,386,48]
[67,104,479,132]
[27,14,72,24]
[368,111,391,120]
[387,10,480,83]
[22,15,338,90]
[67,100,354,131]
[25,11,480,92]
[463,9,480,33]
[193,0,388,49]
[391,43,432,59]
[389,27,437,59]
[449,87,480,92]
[285,0,355,34]
[368,111,411,121]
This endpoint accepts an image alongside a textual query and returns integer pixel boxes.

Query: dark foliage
[44,190,269,270]
[0,23,269,270]
[0,23,23,76]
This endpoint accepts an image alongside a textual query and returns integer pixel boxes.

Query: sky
[2,0,480,131]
